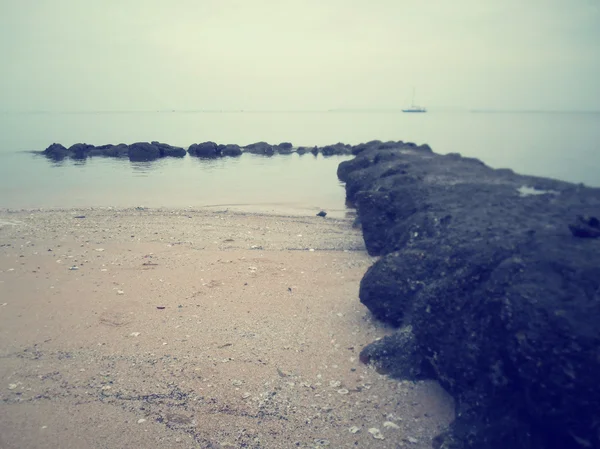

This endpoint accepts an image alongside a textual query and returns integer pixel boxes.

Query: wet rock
[68,143,96,159]
[276,142,293,154]
[128,142,161,161]
[296,146,310,155]
[244,141,274,156]
[341,143,600,449]
[89,143,129,158]
[316,211,327,218]
[218,144,242,157]
[188,141,219,158]
[151,141,186,157]
[42,143,71,160]
[321,143,352,156]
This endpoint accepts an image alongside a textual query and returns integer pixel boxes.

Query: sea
[0,111,599,215]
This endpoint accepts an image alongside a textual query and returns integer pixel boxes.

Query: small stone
[349,426,360,434]
[368,428,384,440]
[8,384,17,390]
[130,332,141,337]
[384,421,400,429]
[1,303,7,306]
[309,248,315,252]
[314,439,330,446]
[41,426,47,429]
[316,211,327,217]
[232,380,243,386]
[137,418,146,424]
[101,385,111,390]
[329,380,341,388]
[407,437,418,444]
[242,392,251,399]
[337,388,349,395]
[69,266,79,270]
[95,248,105,252]
[117,290,124,295]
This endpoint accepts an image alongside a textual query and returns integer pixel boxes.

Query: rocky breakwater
[337,141,600,449]
[42,141,186,162]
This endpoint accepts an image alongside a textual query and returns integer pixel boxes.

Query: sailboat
[402,88,427,113]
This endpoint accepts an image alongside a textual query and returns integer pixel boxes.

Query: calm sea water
[0,111,599,212]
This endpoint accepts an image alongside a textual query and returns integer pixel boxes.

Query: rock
[68,143,96,159]
[569,215,600,238]
[218,144,242,157]
[137,418,146,424]
[42,143,71,160]
[316,211,327,217]
[340,144,600,449]
[244,141,274,156]
[128,142,161,161]
[296,146,310,155]
[151,141,186,157]
[313,439,330,446]
[349,426,360,434]
[88,143,129,158]
[276,142,294,154]
[321,143,352,156]
[368,428,384,440]
[188,141,219,158]
[383,421,400,429]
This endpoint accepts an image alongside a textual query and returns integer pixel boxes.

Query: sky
[0,0,599,111]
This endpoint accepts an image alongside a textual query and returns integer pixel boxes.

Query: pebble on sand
[349,426,360,434]
[137,419,146,424]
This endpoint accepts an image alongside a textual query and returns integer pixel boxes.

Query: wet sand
[0,208,453,448]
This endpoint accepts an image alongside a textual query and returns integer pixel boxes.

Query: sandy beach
[0,208,453,449]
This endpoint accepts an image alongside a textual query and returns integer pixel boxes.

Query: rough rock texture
[41,142,184,161]
[338,142,600,449]
[151,141,186,158]
[187,141,219,158]
[128,142,161,161]
[296,146,311,155]
[321,143,353,156]
[42,143,71,160]
[217,144,242,157]
[244,141,275,156]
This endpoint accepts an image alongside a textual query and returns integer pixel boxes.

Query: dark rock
[68,143,95,159]
[188,141,219,158]
[340,144,600,449]
[569,215,600,238]
[218,144,242,157]
[128,142,161,161]
[321,143,352,156]
[151,141,186,158]
[244,141,274,156]
[89,144,129,158]
[296,146,310,155]
[310,146,319,156]
[43,143,71,160]
[276,143,294,155]
[316,211,327,217]
[359,327,434,379]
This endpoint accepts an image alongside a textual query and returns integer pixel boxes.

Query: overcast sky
[1,0,599,111]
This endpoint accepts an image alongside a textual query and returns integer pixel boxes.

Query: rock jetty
[338,140,600,449]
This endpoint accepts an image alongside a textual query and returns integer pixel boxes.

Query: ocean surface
[0,111,599,213]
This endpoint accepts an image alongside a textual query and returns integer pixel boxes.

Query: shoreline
[0,208,454,448]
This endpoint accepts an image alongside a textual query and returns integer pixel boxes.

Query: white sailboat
[402,88,427,113]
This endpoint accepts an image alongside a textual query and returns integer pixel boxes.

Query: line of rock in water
[338,141,600,448]
[38,140,432,162]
